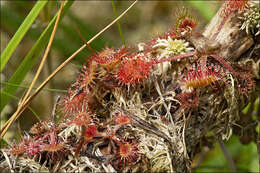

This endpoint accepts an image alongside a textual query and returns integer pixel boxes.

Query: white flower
[152,37,194,76]
[153,36,194,59]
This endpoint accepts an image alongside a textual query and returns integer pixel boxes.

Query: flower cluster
[153,37,194,59]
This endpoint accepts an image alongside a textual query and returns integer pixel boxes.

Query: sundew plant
[0,1,259,172]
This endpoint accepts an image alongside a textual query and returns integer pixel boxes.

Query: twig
[217,137,237,173]
[156,51,195,63]
[117,107,172,144]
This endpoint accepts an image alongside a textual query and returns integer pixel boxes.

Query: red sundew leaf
[117,141,139,167]
[40,132,67,163]
[77,61,97,88]
[67,112,92,126]
[213,0,248,40]
[210,54,237,76]
[84,125,99,141]
[92,47,128,69]
[117,53,155,84]
[115,113,132,125]
[159,30,178,40]
[182,62,223,89]
[221,0,248,17]
[27,141,42,156]
[237,72,256,96]
[60,88,88,116]
[42,143,63,152]
[9,143,27,155]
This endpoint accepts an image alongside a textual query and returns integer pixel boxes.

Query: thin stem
[1,91,40,121]
[112,0,125,45]
[0,1,65,138]
[0,81,67,93]
[210,54,237,76]
[51,96,60,123]
[73,23,96,53]
[156,51,195,64]
[217,137,237,173]
[19,1,65,107]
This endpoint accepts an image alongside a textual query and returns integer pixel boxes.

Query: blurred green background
[0,1,258,172]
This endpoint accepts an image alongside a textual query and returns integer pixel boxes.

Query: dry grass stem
[0,0,138,139]
[0,1,65,138]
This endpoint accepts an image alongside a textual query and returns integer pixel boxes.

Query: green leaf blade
[0,1,48,72]
[0,0,74,112]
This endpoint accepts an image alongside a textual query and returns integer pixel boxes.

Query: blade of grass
[1,2,113,64]
[0,0,138,139]
[112,0,125,45]
[0,81,67,93]
[0,1,48,72]
[1,91,40,122]
[0,0,74,112]
[1,4,83,61]
[1,0,66,138]
[19,0,64,109]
